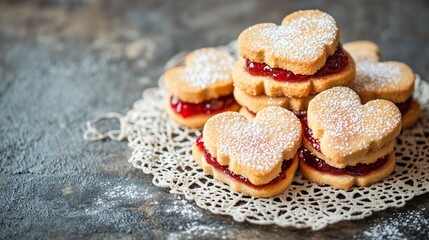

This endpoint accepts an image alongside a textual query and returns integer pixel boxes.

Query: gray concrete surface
[1,0,428,239]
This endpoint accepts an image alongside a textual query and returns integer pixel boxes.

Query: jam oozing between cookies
[246,107,257,116]
[299,115,321,153]
[196,134,293,188]
[246,45,349,82]
[395,97,412,115]
[170,94,237,118]
[298,148,388,176]
[246,107,306,118]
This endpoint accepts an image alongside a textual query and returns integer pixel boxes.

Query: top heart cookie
[203,106,302,185]
[307,87,401,167]
[164,48,236,103]
[238,10,339,75]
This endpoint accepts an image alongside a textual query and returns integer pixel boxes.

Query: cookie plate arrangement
[84,11,429,230]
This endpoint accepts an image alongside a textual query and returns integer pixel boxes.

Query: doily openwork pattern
[85,42,429,230]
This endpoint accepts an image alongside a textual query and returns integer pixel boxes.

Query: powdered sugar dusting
[349,49,379,62]
[251,10,337,62]
[350,61,403,92]
[168,223,227,240]
[85,184,156,215]
[309,87,401,155]
[207,107,300,172]
[182,48,235,89]
[166,195,203,220]
[266,95,287,105]
[125,39,429,230]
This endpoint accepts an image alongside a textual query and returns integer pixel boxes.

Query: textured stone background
[1,0,428,239]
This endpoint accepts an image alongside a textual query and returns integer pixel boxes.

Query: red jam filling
[246,45,349,82]
[196,134,293,188]
[299,115,321,153]
[246,107,307,117]
[294,110,308,117]
[170,94,237,118]
[246,107,257,116]
[298,147,388,176]
[395,97,412,115]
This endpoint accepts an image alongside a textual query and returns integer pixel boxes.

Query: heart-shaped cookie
[349,61,415,103]
[164,48,235,103]
[238,10,339,75]
[307,87,401,167]
[343,41,381,62]
[202,106,302,185]
[344,41,420,129]
[343,41,415,103]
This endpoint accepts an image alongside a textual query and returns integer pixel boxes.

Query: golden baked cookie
[349,61,415,103]
[303,137,395,167]
[401,100,420,129]
[299,86,401,190]
[193,144,299,198]
[307,87,401,168]
[165,48,240,128]
[238,107,256,120]
[164,47,235,103]
[238,107,307,121]
[343,41,381,62]
[299,149,395,190]
[233,87,314,113]
[235,10,355,98]
[344,40,420,128]
[193,106,302,197]
[238,10,340,75]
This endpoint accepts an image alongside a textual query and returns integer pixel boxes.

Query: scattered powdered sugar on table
[168,222,227,240]
[165,195,224,240]
[358,208,429,239]
[103,184,151,200]
[182,48,235,89]
[165,195,203,220]
[251,10,338,62]
[85,184,156,215]
[350,61,403,92]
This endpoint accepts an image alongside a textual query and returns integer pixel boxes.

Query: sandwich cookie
[234,10,356,98]
[192,106,302,197]
[165,48,241,128]
[299,87,401,190]
[344,41,420,129]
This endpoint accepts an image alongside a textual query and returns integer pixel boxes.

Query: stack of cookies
[165,10,420,198]
[233,10,356,118]
[192,106,302,197]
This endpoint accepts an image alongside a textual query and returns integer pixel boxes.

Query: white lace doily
[84,42,429,230]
